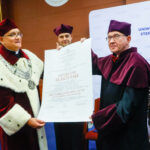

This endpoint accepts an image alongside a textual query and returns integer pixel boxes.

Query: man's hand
[80,37,86,43]
[56,42,63,50]
[27,118,45,128]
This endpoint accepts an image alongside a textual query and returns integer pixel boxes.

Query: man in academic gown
[0,19,48,150]
[92,20,150,150]
[53,24,85,150]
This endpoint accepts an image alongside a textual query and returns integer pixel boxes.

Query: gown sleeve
[92,87,147,135]
[0,86,31,136]
[92,50,102,75]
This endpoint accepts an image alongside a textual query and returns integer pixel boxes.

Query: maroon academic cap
[0,18,18,36]
[53,24,73,36]
[108,20,131,36]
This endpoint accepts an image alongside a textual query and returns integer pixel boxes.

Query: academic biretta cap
[53,24,73,36]
[0,18,18,36]
[108,20,131,36]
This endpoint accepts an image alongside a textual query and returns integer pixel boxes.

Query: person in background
[0,18,48,150]
[53,24,85,150]
[54,24,72,50]
[91,20,150,150]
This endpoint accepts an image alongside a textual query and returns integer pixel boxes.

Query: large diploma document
[38,39,93,122]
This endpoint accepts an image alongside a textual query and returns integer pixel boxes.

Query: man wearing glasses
[0,19,48,150]
[91,20,150,150]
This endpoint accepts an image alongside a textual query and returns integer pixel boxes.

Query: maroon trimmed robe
[92,47,150,150]
[0,46,48,150]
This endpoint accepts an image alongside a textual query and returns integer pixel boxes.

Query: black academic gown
[54,122,85,150]
[92,47,150,150]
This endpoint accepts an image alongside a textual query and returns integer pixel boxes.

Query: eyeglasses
[106,34,125,41]
[3,32,23,38]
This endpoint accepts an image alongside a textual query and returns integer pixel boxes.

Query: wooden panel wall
[1,0,146,97]
[1,0,126,59]
[1,0,147,59]
[126,0,147,4]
